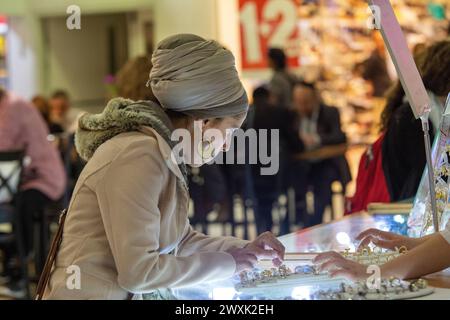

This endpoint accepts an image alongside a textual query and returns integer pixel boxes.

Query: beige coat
[43,127,248,300]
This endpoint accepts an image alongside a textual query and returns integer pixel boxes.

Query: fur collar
[74,97,188,182]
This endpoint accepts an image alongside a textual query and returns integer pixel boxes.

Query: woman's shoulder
[107,130,160,152]
[85,131,167,178]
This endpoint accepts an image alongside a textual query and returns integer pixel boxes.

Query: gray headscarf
[148,34,248,118]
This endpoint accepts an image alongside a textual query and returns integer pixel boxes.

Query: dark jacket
[382,102,434,202]
[314,104,352,187]
[362,51,392,97]
[246,102,304,191]
[248,102,304,156]
[315,104,347,146]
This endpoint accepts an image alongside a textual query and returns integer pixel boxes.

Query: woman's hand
[226,232,285,273]
[225,247,259,273]
[247,231,285,266]
[356,228,422,251]
[313,251,368,281]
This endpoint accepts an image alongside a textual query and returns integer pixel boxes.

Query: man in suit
[267,48,298,109]
[247,86,304,235]
[291,81,351,227]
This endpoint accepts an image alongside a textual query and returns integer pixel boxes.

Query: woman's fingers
[238,253,258,272]
[226,248,259,273]
[357,235,377,249]
[356,228,392,241]
[248,245,278,259]
[241,262,255,271]
[328,269,355,280]
[317,259,343,273]
[313,251,343,264]
[355,228,381,240]
[254,232,285,260]
[356,228,399,250]
[262,233,285,256]
[245,253,258,265]
[358,235,399,250]
[370,238,398,250]
[272,258,282,267]
[316,257,367,281]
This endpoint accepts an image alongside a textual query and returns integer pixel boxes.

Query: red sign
[239,0,300,70]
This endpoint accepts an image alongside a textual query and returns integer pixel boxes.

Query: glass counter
[170,213,421,300]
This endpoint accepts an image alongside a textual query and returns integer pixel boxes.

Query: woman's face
[190,112,247,166]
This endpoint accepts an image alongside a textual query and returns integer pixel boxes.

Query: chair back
[0,151,24,204]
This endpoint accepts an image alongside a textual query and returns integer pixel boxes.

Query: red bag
[346,133,391,214]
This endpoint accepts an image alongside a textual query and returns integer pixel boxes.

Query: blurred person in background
[115,56,155,101]
[361,32,392,97]
[248,86,304,235]
[267,48,298,108]
[0,88,66,298]
[347,40,450,214]
[412,42,427,56]
[379,40,450,202]
[291,81,350,228]
[49,90,86,193]
[31,95,64,134]
[48,90,84,133]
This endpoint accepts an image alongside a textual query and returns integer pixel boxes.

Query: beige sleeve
[95,139,236,294]
[177,224,250,257]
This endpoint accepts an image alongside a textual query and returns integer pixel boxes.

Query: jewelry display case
[408,95,450,237]
[170,213,447,300]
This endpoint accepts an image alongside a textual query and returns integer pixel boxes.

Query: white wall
[26,0,154,16]
[127,10,153,58]
[6,16,37,100]
[2,0,259,100]
[43,13,128,105]
[1,0,154,100]
[154,0,218,42]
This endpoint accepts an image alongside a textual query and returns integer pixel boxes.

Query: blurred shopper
[31,95,64,134]
[267,48,298,108]
[347,40,450,213]
[48,90,84,133]
[115,56,155,101]
[380,40,450,201]
[49,90,85,192]
[0,88,66,298]
[248,86,304,235]
[291,81,350,227]
[41,34,284,300]
[361,33,392,97]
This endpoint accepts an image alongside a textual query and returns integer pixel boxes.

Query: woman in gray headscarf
[41,34,284,300]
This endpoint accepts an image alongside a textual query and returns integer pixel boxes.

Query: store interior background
[1,0,449,240]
